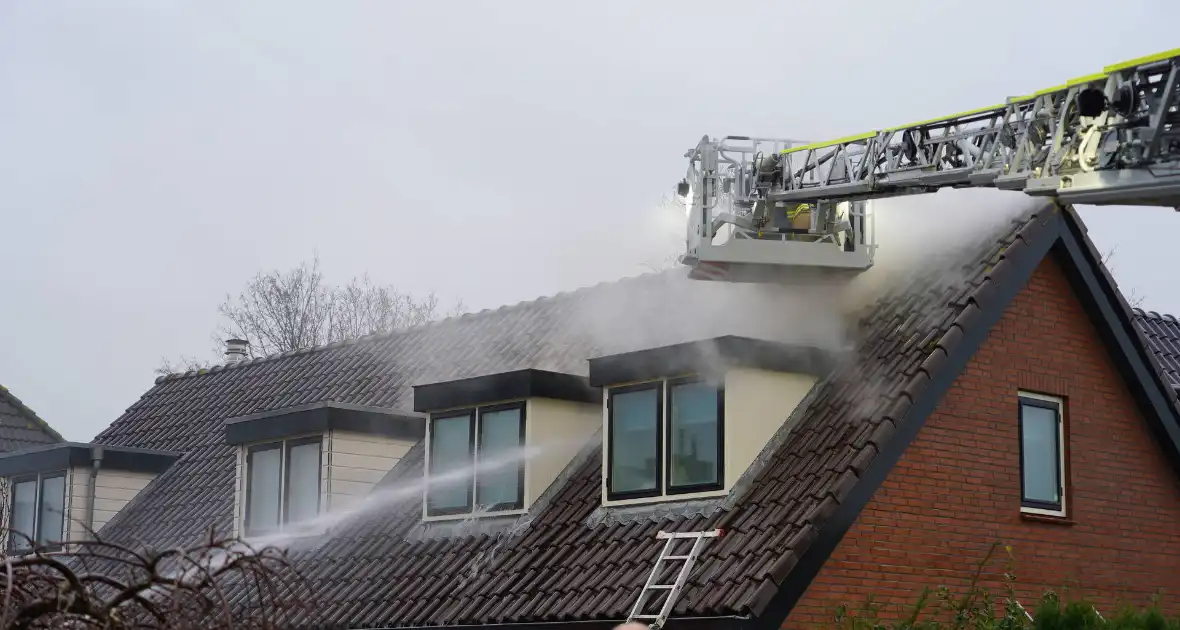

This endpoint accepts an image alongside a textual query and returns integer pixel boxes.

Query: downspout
[85,445,104,539]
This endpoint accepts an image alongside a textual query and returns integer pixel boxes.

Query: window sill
[1020,511,1074,526]
[422,508,528,523]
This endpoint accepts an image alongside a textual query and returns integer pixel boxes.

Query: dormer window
[0,443,179,555]
[8,472,66,553]
[590,336,834,507]
[244,437,322,537]
[426,404,525,516]
[607,378,724,500]
[413,369,602,521]
[224,402,425,539]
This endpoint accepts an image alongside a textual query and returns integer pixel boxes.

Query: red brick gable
[787,253,1180,627]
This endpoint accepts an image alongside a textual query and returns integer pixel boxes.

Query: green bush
[824,542,1178,630]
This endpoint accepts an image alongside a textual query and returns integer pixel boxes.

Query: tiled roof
[1134,310,1180,388]
[0,385,65,452]
[87,202,1180,629]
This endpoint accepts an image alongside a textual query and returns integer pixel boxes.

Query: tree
[1101,246,1146,309]
[0,528,313,629]
[640,194,689,273]
[157,255,466,375]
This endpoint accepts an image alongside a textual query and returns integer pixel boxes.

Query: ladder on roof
[627,529,724,630]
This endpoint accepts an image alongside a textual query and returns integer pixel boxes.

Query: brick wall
[786,254,1180,627]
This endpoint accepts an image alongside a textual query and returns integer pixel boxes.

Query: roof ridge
[0,384,66,443]
[1132,308,1179,323]
[153,268,683,385]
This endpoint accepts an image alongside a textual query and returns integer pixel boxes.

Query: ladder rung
[632,615,660,620]
[663,555,691,560]
[646,584,674,590]
[656,529,724,540]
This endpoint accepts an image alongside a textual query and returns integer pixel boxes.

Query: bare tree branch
[1100,246,1146,309]
[0,528,315,629]
[158,254,467,375]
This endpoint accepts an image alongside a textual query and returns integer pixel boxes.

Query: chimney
[224,338,250,364]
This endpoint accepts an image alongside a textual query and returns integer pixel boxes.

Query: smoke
[839,188,1044,317]
[570,188,1041,370]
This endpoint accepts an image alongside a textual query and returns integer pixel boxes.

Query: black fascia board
[412,369,601,413]
[0,442,181,478]
[587,335,837,387]
[224,401,426,446]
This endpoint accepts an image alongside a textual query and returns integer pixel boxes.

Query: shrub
[825,542,1178,630]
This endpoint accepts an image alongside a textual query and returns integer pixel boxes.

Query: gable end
[751,203,1180,629]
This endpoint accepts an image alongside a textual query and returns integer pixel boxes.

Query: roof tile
[80,203,1139,627]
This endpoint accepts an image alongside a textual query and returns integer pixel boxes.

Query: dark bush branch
[0,527,313,629]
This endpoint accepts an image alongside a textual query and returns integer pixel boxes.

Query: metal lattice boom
[679,48,1180,282]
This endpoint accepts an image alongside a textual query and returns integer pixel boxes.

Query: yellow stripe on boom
[773,48,1178,159]
[1104,47,1180,73]
[780,132,877,154]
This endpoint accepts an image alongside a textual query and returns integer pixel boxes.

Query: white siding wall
[722,367,817,488]
[66,467,158,545]
[325,430,415,513]
[525,398,601,506]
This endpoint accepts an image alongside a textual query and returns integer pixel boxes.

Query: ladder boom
[678,48,1180,282]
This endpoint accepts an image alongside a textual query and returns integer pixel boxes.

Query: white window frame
[243,436,323,537]
[1017,391,1067,517]
[7,471,67,554]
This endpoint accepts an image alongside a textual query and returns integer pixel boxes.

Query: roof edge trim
[413,368,600,413]
[751,207,1063,628]
[588,335,837,387]
[225,403,425,445]
[1055,206,1180,476]
[0,442,182,478]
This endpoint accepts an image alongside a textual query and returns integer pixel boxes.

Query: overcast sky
[1,0,1178,441]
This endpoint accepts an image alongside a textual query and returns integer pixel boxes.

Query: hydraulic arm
[680,48,1180,282]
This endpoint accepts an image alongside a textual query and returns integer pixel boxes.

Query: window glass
[10,479,37,551]
[610,387,660,495]
[669,382,721,489]
[477,407,523,509]
[429,413,473,513]
[247,446,282,535]
[37,475,65,547]
[1021,402,1061,506]
[285,440,321,525]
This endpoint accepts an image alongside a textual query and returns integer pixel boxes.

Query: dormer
[413,369,601,521]
[224,402,424,539]
[0,443,179,555]
[588,335,834,506]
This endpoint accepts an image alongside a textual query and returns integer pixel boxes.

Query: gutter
[84,445,104,538]
[355,615,754,630]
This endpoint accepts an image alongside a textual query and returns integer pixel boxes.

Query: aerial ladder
[678,48,1180,283]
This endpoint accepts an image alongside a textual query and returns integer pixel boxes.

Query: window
[667,378,724,493]
[607,378,724,501]
[1018,393,1066,516]
[244,437,322,537]
[426,403,525,517]
[8,472,66,554]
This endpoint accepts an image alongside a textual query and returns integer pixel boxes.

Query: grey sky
[1,0,1178,441]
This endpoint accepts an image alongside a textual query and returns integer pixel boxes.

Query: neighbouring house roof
[0,384,65,452]
[1134,310,1180,389]
[85,202,1180,630]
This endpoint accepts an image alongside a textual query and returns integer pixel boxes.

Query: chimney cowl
[225,338,250,364]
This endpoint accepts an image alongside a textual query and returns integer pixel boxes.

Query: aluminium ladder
[627,529,724,630]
